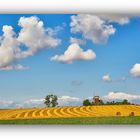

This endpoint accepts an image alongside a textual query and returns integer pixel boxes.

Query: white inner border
[0,0,140,140]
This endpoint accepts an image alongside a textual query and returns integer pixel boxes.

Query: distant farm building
[93,96,103,105]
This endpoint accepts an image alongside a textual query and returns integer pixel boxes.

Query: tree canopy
[83,99,92,106]
[44,94,58,107]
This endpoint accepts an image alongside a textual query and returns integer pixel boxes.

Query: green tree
[44,94,58,107]
[83,99,92,106]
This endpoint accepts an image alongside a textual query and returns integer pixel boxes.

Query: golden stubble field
[0,105,140,120]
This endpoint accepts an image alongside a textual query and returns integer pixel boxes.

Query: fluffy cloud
[70,14,116,44]
[51,43,96,63]
[70,37,86,45]
[103,91,140,101]
[0,25,21,69]
[0,16,61,70]
[18,16,61,58]
[102,74,111,82]
[130,63,140,77]
[70,14,129,44]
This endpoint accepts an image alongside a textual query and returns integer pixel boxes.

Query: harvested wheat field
[0,105,140,120]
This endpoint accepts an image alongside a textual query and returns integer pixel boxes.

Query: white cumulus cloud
[0,16,61,70]
[51,43,96,64]
[70,14,130,44]
[18,16,61,58]
[103,91,140,101]
[130,63,140,77]
[70,14,116,44]
[0,25,21,69]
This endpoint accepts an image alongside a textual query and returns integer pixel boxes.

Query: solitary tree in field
[83,99,92,106]
[44,94,58,107]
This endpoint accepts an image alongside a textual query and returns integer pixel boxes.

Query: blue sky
[0,14,140,107]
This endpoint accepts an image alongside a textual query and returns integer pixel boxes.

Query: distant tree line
[83,98,131,106]
[105,99,131,105]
